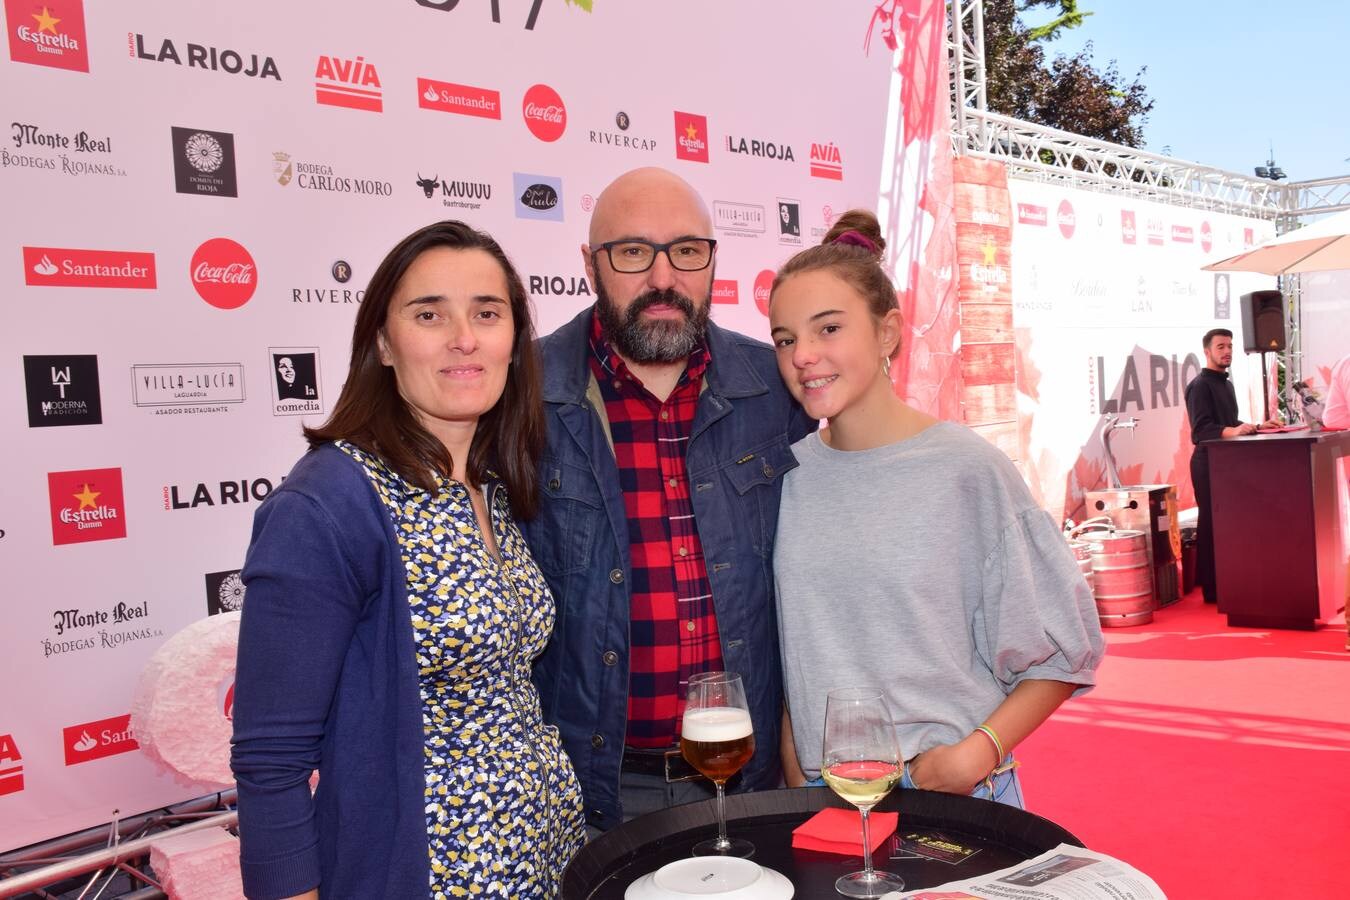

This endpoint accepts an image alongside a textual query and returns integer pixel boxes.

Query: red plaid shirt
[588,313,724,749]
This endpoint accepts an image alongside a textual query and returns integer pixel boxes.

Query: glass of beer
[821,687,904,897]
[681,671,756,857]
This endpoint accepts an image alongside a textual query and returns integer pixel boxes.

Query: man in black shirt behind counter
[1183,328,1270,604]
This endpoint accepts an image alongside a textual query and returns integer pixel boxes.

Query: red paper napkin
[791,807,898,855]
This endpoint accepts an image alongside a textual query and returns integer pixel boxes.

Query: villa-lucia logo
[315,54,383,111]
[521,83,566,142]
[5,0,88,71]
[191,238,256,309]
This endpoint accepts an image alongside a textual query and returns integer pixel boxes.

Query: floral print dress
[341,442,586,899]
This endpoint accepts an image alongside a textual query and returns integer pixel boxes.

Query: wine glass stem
[859,807,874,876]
[714,781,728,847]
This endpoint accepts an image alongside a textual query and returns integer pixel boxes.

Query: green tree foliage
[983,0,1153,147]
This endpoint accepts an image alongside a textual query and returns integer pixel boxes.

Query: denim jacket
[523,307,816,830]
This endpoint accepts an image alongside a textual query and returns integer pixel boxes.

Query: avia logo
[62,714,137,766]
[1121,210,1137,244]
[0,733,22,795]
[1056,199,1076,239]
[673,111,709,163]
[1016,203,1047,227]
[0,733,22,796]
[418,76,501,119]
[809,142,843,180]
[1171,224,1194,244]
[522,83,566,142]
[753,269,775,317]
[513,172,563,222]
[724,134,794,162]
[712,279,739,305]
[315,55,383,112]
[191,238,257,309]
[22,246,156,289]
[48,467,126,546]
[130,34,280,80]
[1200,221,1213,253]
[5,0,89,72]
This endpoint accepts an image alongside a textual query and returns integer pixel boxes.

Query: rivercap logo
[418,76,501,119]
[24,354,101,427]
[191,238,256,309]
[673,111,708,163]
[63,714,137,766]
[22,246,157,289]
[314,54,382,112]
[513,172,563,222]
[0,733,22,796]
[5,0,88,71]
[171,126,237,197]
[522,83,566,141]
[332,260,351,283]
[48,467,126,545]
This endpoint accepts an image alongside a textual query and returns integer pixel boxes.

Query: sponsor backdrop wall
[0,0,943,852]
[1002,180,1276,522]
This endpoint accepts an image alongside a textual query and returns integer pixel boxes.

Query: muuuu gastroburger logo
[5,0,88,72]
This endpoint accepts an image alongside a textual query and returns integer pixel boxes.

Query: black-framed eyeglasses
[592,238,717,274]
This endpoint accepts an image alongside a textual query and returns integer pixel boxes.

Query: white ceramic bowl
[624,857,794,899]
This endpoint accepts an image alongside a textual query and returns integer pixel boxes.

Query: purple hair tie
[832,230,879,254]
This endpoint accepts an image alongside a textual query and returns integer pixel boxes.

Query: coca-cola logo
[522,83,566,142]
[1056,199,1076,239]
[753,269,775,317]
[191,238,256,309]
[1200,221,1213,253]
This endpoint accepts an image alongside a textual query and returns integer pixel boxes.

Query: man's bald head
[588,167,711,246]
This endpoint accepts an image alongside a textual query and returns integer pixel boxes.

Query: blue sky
[1029,1,1350,182]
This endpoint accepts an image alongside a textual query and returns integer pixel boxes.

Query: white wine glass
[681,671,756,857]
[821,687,904,897]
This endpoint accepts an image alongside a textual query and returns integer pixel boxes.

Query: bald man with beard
[522,168,815,832]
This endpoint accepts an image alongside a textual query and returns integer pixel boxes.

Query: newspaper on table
[882,843,1167,900]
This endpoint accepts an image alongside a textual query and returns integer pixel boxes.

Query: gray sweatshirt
[774,422,1104,779]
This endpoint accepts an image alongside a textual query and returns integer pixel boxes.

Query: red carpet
[1018,589,1349,899]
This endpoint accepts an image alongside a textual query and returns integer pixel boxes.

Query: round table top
[564,786,1083,899]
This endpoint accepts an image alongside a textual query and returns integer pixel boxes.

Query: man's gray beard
[595,279,711,364]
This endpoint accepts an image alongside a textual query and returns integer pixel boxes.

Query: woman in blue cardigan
[230,221,585,899]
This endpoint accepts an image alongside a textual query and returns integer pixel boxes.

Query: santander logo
[753,269,775,317]
[522,83,566,142]
[1056,199,1076,239]
[191,238,256,309]
[22,246,157,289]
[1016,204,1047,227]
[712,279,739,305]
[63,713,138,766]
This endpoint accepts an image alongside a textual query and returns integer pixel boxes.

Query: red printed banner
[63,714,138,766]
[22,246,157,289]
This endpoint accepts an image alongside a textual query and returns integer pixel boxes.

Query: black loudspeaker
[1240,290,1285,352]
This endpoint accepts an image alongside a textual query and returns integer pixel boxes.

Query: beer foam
[681,707,753,742]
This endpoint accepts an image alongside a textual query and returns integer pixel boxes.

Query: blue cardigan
[230,444,428,899]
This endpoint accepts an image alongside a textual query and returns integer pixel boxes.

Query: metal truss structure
[945,0,1350,224]
[944,0,1350,403]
